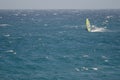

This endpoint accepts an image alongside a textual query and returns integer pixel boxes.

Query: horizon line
[0,8,120,10]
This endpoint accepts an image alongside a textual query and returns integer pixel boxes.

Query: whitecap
[92,67,98,71]
[105,20,109,23]
[5,50,16,54]
[13,52,17,54]
[35,14,40,16]
[75,68,80,72]
[90,25,108,32]
[53,13,57,16]
[102,20,109,25]
[8,41,12,43]
[44,24,48,26]
[83,55,89,58]
[31,18,34,21]
[62,25,79,29]
[106,15,113,19]
[101,56,107,59]
[82,67,88,70]
[4,34,10,37]
[6,50,14,53]
[22,14,27,16]
[38,38,42,41]
[104,60,109,62]
[13,13,19,16]
[0,24,10,27]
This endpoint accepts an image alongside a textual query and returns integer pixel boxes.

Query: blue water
[0,9,120,80]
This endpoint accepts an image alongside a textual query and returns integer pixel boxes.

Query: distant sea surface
[0,9,120,80]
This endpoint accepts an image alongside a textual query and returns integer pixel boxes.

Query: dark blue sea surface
[0,9,120,80]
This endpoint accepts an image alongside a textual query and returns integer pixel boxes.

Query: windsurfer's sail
[86,18,91,32]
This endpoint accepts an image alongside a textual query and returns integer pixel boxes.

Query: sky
[0,0,120,9]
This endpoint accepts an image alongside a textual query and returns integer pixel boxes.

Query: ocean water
[0,9,120,80]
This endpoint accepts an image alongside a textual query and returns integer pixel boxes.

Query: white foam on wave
[90,25,108,32]
[82,67,89,70]
[58,31,66,34]
[5,50,16,54]
[13,52,16,54]
[92,67,98,71]
[106,15,113,19]
[0,24,10,27]
[81,67,99,71]
[102,20,109,25]
[53,13,57,16]
[75,68,80,72]
[35,13,40,16]
[13,13,19,16]
[104,60,109,62]
[22,14,27,16]
[101,56,109,62]
[4,34,10,37]
[45,56,49,59]
[4,34,11,37]
[101,56,108,59]
[44,24,48,26]
[82,55,89,58]
[6,50,14,53]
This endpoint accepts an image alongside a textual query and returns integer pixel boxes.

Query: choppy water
[0,9,120,80]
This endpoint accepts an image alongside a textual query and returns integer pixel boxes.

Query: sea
[0,9,120,80]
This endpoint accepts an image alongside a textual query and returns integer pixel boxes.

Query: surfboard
[86,18,91,32]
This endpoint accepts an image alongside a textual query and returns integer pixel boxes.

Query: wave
[0,24,10,27]
[62,25,79,29]
[90,25,109,32]
[4,34,10,37]
[5,50,16,54]
[0,16,2,19]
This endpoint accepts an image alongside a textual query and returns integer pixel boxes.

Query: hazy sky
[0,0,120,9]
